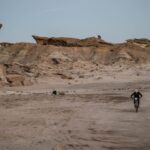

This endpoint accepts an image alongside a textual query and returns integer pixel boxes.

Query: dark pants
[134,98,140,106]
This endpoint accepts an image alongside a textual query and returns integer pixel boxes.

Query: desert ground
[0,37,150,150]
[0,71,150,150]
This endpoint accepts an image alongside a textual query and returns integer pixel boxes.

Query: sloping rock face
[0,63,33,87]
[0,64,8,86]
[0,37,150,87]
[32,35,49,45]
[127,39,150,48]
[6,74,25,86]
[32,35,111,47]
[0,42,14,47]
[127,38,150,45]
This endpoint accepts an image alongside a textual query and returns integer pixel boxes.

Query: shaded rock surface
[6,74,25,86]
[0,64,7,86]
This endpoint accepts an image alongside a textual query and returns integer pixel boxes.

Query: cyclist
[131,89,142,106]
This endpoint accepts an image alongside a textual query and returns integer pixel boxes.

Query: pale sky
[0,0,150,43]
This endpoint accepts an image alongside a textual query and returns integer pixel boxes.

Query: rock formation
[0,42,13,47]
[32,35,111,47]
[127,39,150,48]
[0,64,7,86]
[0,36,150,87]
[6,74,25,86]
[52,144,63,150]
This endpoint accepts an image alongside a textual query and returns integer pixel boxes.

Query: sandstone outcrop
[6,74,25,86]
[32,35,111,47]
[0,36,150,87]
[127,39,150,48]
[0,42,13,47]
[0,64,8,86]
[127,38,150,45]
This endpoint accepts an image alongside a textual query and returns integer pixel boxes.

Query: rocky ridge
[0,36,150,87]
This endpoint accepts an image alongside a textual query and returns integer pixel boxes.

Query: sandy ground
[0,79,150,150]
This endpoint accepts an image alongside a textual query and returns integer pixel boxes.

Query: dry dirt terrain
[0,79,150,150]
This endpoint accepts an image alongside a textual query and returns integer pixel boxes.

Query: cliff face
[127,39,150,48]
[32,35,49,45]
[0,36,150,87]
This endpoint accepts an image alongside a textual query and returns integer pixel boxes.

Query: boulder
[52,90,57,95]
[52,144,63,150]
[32,35,49,45]
[6,74,25,86]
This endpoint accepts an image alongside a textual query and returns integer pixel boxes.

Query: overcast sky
[0,0,150,43]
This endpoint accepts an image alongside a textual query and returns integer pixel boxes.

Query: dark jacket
[131,92,142,99]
